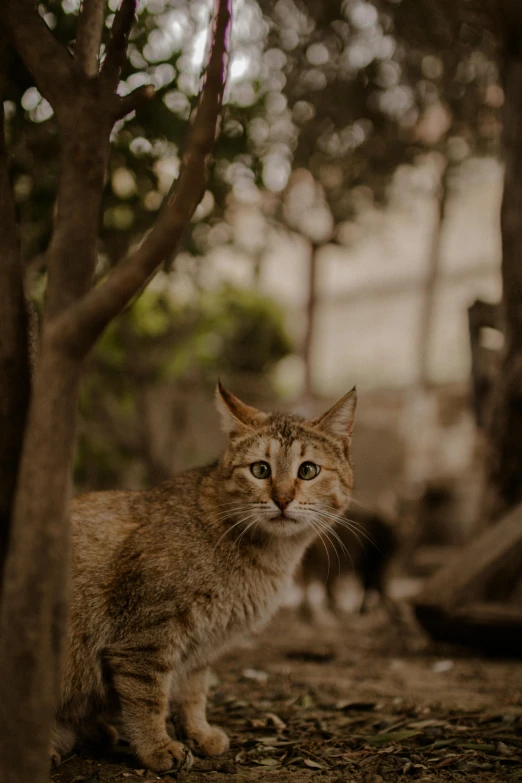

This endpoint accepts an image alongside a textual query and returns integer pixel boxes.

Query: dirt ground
[51,603,522,783]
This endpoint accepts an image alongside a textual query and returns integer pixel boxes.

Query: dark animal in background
[299,506,399,618]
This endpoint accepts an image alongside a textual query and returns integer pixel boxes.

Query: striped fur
[52,384,356,772]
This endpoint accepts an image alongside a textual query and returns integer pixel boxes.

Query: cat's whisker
[223,513,264,571]
[313,506,377,550]
[249,517,262,544]
[215,511,264,548]
[208,502,268,526]
[207,502,261,518]
[298,507,351,566]
[316,521,345,578]
[306,517,332,582]
[316,508,368,537]
[304,506,372,558]
[209,511,246,525]
[209,508,257,524]
[312,515,352,561]
[312,505,358,524]
[233,515,263,549]
[323,517,367,551]
[348,496,372,511]
[334,518,377,550]
[313,514,355,572]
[314,522,342,578]
[208,500,265,508]
[309,515,350,576]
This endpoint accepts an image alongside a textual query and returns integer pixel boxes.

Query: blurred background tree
[76,285,291,489]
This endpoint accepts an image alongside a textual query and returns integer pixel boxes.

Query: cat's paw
[93,718,121,748]
[50,721,76,767]
[193,726,230,757]
[139,740,193,773]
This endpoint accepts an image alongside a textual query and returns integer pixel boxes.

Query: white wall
[260,157,503,395]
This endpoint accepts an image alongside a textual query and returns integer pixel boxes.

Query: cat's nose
[273,494,293,511]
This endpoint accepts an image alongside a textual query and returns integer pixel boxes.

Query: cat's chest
[195,567,288,649]
[229,569,286,627]
[171,571,286,689]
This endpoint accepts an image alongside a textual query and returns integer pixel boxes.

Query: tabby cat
[52,383,356,772]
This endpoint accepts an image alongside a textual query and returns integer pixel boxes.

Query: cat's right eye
[250,461,271,479]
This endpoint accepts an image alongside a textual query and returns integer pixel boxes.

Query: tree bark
[482,26,522,523]
[75,0,106,78]
[0,77,110,783]
[417,161,450,387]
[303,242,319,397]
[44,111,112,318]
[0,2,231,781]
[0,341,82,783]
[0,39,31,588]
[0,6,125,782]
[0,0,74,109]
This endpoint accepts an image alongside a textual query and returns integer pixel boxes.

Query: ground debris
[51,608,522,783]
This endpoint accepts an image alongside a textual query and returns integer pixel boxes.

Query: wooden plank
[410,545,462,577]
[454,602,522,625]
[414,602,522,655]
[413,502,522,613]
[468,299,502,427]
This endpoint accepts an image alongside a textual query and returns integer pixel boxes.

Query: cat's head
[215,382,356,539]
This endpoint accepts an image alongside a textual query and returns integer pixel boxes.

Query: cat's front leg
[175,667,229,757]
[106,648,193,772]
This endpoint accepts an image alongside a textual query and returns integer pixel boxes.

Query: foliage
[76,285,293,488]
[7,0,503,271]
[254,0,502,231]
[5,0,265,267]
[91,283,291,378]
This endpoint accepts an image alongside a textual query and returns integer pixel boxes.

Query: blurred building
[260,156,502,395]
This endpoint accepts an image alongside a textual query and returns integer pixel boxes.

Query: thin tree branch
[102,0,137,88]
[76,0,107,78]
[53,0,232,356]
[303,242,319,397]
[0,0,74,110]
[417,160,450,387]
[113,83,156,120]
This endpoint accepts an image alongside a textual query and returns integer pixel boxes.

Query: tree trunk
[417,160,450,387]
[303,242,319,397]
[0,39,111,783]
[483,32,522,523]
[0,340,82,783]
[0,48,31,587]
[0,144,109,783]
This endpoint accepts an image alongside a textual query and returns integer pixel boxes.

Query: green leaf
[366,730,421,747]
[460,743,498,754]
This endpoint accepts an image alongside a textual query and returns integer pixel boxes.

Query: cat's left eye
[298,461,320,480]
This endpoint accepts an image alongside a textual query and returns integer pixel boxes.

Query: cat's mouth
[270,513,297,523]
[260,512,309,537]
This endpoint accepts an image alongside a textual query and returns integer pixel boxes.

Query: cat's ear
[215,381,267,436]
[310,387,357,449]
